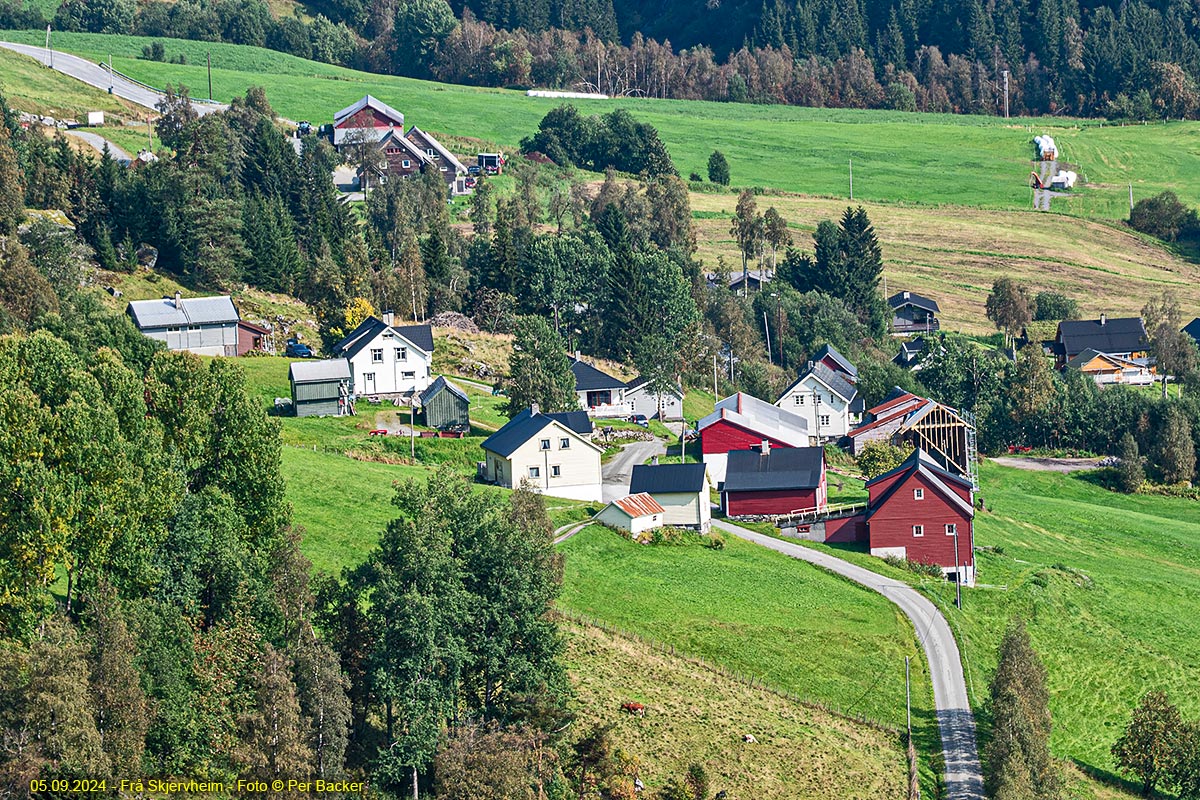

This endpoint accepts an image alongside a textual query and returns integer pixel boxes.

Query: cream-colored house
[629,463,710,532]
[596,493,666,534]
[480,406,603,502]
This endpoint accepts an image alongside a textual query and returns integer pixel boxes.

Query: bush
[1033,291,1079,321]
[1129,191,1200,243]
[856,442,913,479]
[705,532,726,549]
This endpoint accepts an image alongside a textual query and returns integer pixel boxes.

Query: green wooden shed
[289,359,352,417]
[419,376,470,430]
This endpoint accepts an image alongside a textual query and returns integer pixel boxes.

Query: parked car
[286,339,315,358]
[467,165,482,175]
[629,414,649,428]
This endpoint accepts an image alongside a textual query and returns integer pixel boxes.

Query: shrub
[1129,191,1200,243]
[856,442,913,479]
[705,532,726,550]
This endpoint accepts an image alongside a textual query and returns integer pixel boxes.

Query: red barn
[332,95,405,151]
[699,392,810,484]
[236,319,271,356]
[722,444,827,517]
[866,448,974,585]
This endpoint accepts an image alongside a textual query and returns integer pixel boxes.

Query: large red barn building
[866,448,974,585]
[721,444,827,517]
[699,392,811,483]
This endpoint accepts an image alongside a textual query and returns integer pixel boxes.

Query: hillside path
[0,42,227,116]
[712,520,985,800]
[601,440,666,502]
[66,129,131,161]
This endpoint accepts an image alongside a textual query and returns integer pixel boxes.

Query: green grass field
[565,622,907,800]
[6,30,1200,215]
[556,523,940,790]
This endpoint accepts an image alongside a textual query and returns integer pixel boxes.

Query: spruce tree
[0,123,23,235]
[87,584,149,775]
[504,315,578,415]
[707,150,730,185]
[1117,432,1144,493]
[238,643,313,778]
[1155,408,1196,485]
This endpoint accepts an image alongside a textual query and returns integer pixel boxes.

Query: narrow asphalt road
[0,42,227,115]
[601,439,666,502]
[713,520,985,800]
[66,129,132,161]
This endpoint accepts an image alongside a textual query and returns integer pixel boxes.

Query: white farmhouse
[332,313,433,399]
[126,292,239,356]
[480,406,603,502]
[624,375,684,420]
[775,360,863,441]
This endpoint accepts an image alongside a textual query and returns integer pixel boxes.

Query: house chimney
[382,310,394,326]
[651,455,659,465]
[530,402,540,416]
[760,439,770,455]
[174,290,182,310]
[903,291,910,300]
[1100,313,1107,326]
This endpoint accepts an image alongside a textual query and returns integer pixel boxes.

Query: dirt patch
[990,456,1102,473]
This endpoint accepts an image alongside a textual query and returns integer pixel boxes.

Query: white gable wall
[625,384,684,420]
[346,329,432,397]
[485,422,603,502]
[775,374,856,438]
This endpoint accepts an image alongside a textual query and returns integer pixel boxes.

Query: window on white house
[396,347,407,361]
[914,488,924,500]
[946,524,957,535]
[551,465,561,477]
[187,325,201,331]
[167,326,181,333]
[529,466,540,478]
[371,348,383,363]
[540,439,551,450]
[795,395,803,405]
[401,371,415,379]
[820,415,830,426]
[560,438,570,449]
[913,525,924,537]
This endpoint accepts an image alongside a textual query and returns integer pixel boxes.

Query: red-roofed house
[866,448,975,585]
[596,493,666,534]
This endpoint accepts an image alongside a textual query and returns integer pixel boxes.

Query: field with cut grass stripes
[5,30,1200,215]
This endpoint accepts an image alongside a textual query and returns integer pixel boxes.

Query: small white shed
[596,493,666,534]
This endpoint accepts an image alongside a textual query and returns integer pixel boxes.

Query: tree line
[12,0,1200,118]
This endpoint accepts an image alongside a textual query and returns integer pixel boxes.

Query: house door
[363,372,376,395]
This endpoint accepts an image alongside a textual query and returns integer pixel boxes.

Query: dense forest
[5,0,1200,116]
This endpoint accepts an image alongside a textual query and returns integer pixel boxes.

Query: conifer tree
[707,150,730,185]
[1154,407,1196,484]
[504,315,578,415]
[1117,432,1144,493]
[0,123,23,235]
[239,643,314,778]
[86,584,149,775]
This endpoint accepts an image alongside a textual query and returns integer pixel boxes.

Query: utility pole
[108,54,113,93]
[45,26,52,69]
[1129,182,1134,213]
[207,51,213,101]
[763,310,772,366]
[905,656,912,735]
[1002,69,1010,118]
[712,352,718,399]
[812,390,822,442]
[410,399,416,460]
[849,159,853,200]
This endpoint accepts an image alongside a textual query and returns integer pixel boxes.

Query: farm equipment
[1033,134,1057,161]
[1029,169,1077,190]
[477,152,506,175]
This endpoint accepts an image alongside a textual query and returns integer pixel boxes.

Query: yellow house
[1065,348,1155,386]
[480,405,603,501]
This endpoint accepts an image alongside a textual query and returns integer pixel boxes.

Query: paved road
[66,129,131,161]
[601,439,666,502]
[0,42,227,116]
[713,520,985,800]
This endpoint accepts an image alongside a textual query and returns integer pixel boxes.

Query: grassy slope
[690,192,1200,334]
[556,524,938,785]
[565,622,907,800]
[0,45,136,118]
[5,31,1200,215]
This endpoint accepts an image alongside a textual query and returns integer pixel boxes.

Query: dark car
[467,165,482,175]
[629,414,649,428]
[286,339,315,358]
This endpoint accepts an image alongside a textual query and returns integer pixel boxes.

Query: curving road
[0,41,227,115]
[601,439,666,502]
[713,520,985,800]
[66,129,132,161]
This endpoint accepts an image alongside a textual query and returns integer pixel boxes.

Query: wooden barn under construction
[848,390,978,488]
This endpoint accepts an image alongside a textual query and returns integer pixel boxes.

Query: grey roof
[727,269,773,288]
[630,463,707,494]
[785,361,858,405]
[1184,317,1200,346]
[625,374,682,395]
[481,407,594,458]
[888,291,940,313]
[289,359,351,384]
[334,95,404,126]
[1056,317,1146,358]
[865,448,973,519]
[723,446,825,492]
[572,358,626,391]
[127,295,239,329]
[406,126,467,174]
[699,392,809,446]
[894,336,927,366]
[419,375,469,406]
[813,343,857,379]
[333,317,434,359]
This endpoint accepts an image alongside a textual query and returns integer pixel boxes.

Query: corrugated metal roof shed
[127,295,239,328]
[612,493,665,517]
[289,359,351,384]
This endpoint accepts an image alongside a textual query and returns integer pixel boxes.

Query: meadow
[564,621,908,799]
[5,30,1200,215]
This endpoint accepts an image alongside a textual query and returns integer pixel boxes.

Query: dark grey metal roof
[723,446,825,492]
[888,291,940,313]
[1056,317,1146,358]
[572,358,625,391]
[333,317,434,359]
[630,463,707,494]
[1184,317,1200,346]
[127,295,239,328]
[419,375,469,406]
[289,359,351,384]
[481,407,593,457]
[778,361,859,407]
[813,343,857,379]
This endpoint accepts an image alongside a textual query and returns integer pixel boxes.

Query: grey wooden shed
[419,376,470,430]
[289,359,353,417]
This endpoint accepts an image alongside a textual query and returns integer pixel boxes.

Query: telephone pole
[849,159,854,200]
[1002,69,1010,118]
[207,51,213,101]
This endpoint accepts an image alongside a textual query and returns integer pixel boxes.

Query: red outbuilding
[699,392,811,484]
[866,448,974,585]
[721,443,826,517]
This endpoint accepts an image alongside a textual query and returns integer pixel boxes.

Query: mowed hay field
[691,192,1200,334]
[6,31,1200,213]
[565,622,907,800]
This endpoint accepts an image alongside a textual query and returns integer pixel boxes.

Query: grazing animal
[622,702,646,717]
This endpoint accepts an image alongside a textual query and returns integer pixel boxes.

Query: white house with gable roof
[332,312,434,398]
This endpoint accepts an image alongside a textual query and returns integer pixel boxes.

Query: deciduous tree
[1113,690,1182,797]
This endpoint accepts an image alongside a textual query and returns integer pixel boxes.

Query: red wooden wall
[868,471,973,568]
